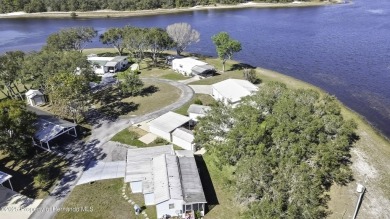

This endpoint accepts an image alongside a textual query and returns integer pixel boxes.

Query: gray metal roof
[172,128,194,143]
[187,104,211,115]
[178,157,207,203]
[28,107,77,143]
[191,64,215,75]
[149,112,191,133]
[0,171,12,184]
[110,56,128,62]
[105,61,117,67]
[212,79,259,103]
[125,145,174,194]
[153,154,183,204]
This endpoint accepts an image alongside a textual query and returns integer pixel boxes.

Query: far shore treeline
[1,0,318,14]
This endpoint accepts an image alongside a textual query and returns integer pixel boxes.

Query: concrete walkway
[29,78,194,219]
[189,85,212,95]
[0,187,42,219]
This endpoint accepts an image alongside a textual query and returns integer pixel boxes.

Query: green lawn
[160,73,188,80]
[0,151,69,199]
[175,94,217,116]
[55,179,145,219]
[111,127,170,148]
[126,184,157,219]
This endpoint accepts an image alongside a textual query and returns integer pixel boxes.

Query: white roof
[125,145,174,193]
[149,112,191,133]
[212,79,259,103]
[172,57,208,67]
[105,61,117,67]
[0,171,12,184]
[153,154,183,204]
[187,104,211,115]
[87,56,114,62]
[172,128,194,143]
[25,90,43,98]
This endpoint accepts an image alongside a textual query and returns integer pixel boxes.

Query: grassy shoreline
[0,1,343,19]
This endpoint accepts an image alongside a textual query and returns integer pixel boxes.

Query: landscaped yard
[0,151,69,199]
[55,178,157,219]
[111,126,170,148]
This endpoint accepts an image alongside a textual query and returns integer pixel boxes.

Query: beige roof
[149,111,191,133]
[212,79,258,103]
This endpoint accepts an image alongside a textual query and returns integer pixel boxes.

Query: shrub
[194,98,203,105]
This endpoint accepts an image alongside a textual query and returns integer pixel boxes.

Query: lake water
[0,0,389,138]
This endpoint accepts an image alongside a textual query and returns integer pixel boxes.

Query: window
[169,203,175,209]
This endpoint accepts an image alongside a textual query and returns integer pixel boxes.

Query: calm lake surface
[0,0,389,138]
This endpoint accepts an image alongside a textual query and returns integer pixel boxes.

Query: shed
[87,56,128,74]
[212,79,258,106]
[172,128,195,151]
[148,112,192,141]
[172,57,214,76]
[28,107,77,151]
[25,90,45,106]
[187,104,211,122]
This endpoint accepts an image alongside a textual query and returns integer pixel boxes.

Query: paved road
[29,78,194,219]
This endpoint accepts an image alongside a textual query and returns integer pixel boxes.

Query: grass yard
[0,151,69,199]
[175,94,217,116]
[55,179,146,219]
[125,184,157,219]
[111,127,170,148]
[121,81,181,117]
[160,73,188,81]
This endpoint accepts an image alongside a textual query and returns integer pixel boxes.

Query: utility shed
[172,128,195,151]
[28,107,77,151]
[212,79,258,106]
[187,104,211,122]
[148,112,192,141]
[25,90,45,106]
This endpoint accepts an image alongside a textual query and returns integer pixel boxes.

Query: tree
[120,70,144,96]
[243,68,258,84]
[45,27,97,52]
[123,26,148,64]
[0,51,25,100]
[147,27,174,66]
[100,27,126,55]
[46,72,91,123]
[166,22,200,55]
[195,82,357,218]
[22,51,94,92]
[212,32,242,72]
[0,100,37,159]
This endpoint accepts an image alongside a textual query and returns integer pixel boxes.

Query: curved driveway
[30,78,194,219]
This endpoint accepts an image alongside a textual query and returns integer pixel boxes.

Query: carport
[0,171,13,191]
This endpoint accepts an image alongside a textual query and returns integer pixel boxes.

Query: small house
[187,104,211,122]
[172,57,214,77]
[212,79,259,106]
[87,55,128,74]
[125,146,207,218]
[25,90,45,106]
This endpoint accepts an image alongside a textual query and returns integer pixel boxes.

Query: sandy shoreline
[0,1,344,19]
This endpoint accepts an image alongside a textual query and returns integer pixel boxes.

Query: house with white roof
[148,112,196,151]
[87,55,128,74]
[172,57,214,77]
[125,146,206,218]
[211,79,259,106]
[187,104,211,122]
[25,90,45,106]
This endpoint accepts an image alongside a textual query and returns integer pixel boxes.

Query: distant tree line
[0,0,252,13]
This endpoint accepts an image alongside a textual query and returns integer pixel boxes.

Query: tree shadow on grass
[139,85,159,97]
[194,155,219,212]
[85,102,139,125]
[230,63,256,71]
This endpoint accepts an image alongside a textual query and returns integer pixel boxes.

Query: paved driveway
[76,161,126,185]
[189,85,212,95]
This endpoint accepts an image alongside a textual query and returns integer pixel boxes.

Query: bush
[153,137,169,145]
[34,169,50,188]
[243,68,259,84]
[194,98,203,105]
[70,12,77,18]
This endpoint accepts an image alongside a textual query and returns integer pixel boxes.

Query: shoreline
[0,1,344,19]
